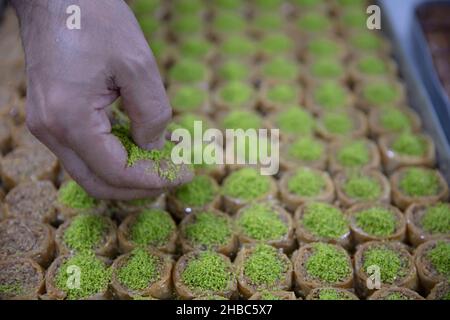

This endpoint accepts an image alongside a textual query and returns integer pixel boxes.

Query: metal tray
[378,0,450,183]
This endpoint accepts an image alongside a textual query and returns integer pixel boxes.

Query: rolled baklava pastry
[167,175,221,220]
[55,180,107,219]
[179,209,237,256]
[356,79,406,112]
[347,203,406,244]
[334,169,391,208]
[235,244,293,299]
[173,250,237,299]
[414,239,450,293]
[55,214,117,258]
[390,167,449,210]
[0,258,45,300]
[118,209,177,254]
[111,248,173,300]
[303,36,348,63]
[168,58,211,87]
[368,287,425,300]
[259,82,302,113]
[3,180,57,224]
[427,281,450,300]
[0,218,55,267]
[46,252,112,300]
[213,81,258,112]
[305,287,359,300]
[214,59,254,85]
[0,145,59,190]
[328,138,380,174]
[279,167,335,212]
[302,57,347,89]
[257,33,296,61]
[378,132,436,173]
[354,241,418,297]
[406,202,450,246]
[349,54,397,83]
[221,167,278,214]
[267,106,316,141]
[168,84,211,115]
[293,242,353,296]
[294,202,351,250]
[257,56,300,85]
[235,201,295,252]
[305,81,355,116]
[249,290,297,300]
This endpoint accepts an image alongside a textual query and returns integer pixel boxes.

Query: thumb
[115,52,172,150]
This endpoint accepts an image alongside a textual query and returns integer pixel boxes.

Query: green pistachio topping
[355,207,396,236]
[179,38,212,59]
[262,57,298,81]
[64,215,107,252]
[222,35,256,57]
[181,251,233,292]
[399,167,440,197]
[169,113,209,136]
[427,242,450,278]
[363,247,405,284]
[243,244,288,286]
[343,175,382,200]
[171,15,202,33]
[287,168,326,197]
[314,81,347,110]
[55,252,111,300]
[336,140,370,167]
[379,108,412,131]
[171,86,206,112]
[218,60,249,81]
[173,0,203,14]
[311,59,344,78]
[298,13,330,32]
[219,81,254,105]
[222,168,271,201]
[305,243,352,283]
[112,124,181,181]
[213,11,246,32]
[58,181,97,209]
[318,288,353,300]
[117,248,159,291]
[421,203,450,234]
[253,14,283,30]
[185,211,232,247]
[130,209,175,247]
[342,9,367,28]
[309,38,342,57]
[322,112,353,135]
[237,203,288,241]
[222,111,262,130]
[175,175,218,206]
[132,0,159,15]
[276,107,315,135]
[386,292,410,300]
[357,56,387,75]
[363,82,399,105]
[169,59,207,83]
[267,83,298,104]
[351,33,382,51]
[302,203,349,239]
[287,137,325,162]
[391,132,427,156]
[261,34,293,55]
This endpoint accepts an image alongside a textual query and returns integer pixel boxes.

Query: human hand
[12,0,192,199]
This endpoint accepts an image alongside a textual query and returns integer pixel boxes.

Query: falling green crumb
[130,209,175,247]
[301,203,349,239]
[355,207,396,237]
[237,203,288,241]
[243,244,287,286]
[305,243,352,283]
[185,211,232,247]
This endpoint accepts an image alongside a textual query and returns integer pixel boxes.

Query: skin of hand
[11,0,193,200]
